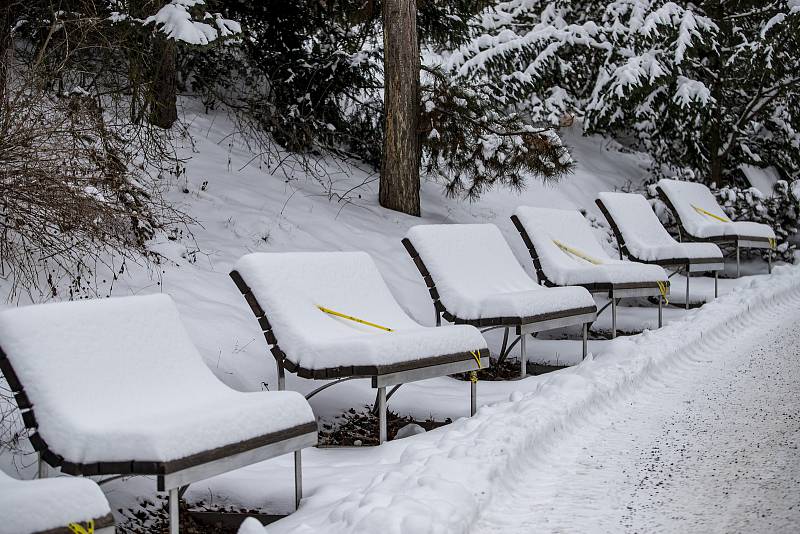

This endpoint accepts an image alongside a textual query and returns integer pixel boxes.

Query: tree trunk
[380,0,420,216]
[149,36,178,129]
[705,0,727,187]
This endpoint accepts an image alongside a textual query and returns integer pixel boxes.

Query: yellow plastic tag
[68,521,94,534]
[552,240,604,265]
[317,306,394,332]
[691,204,730,223]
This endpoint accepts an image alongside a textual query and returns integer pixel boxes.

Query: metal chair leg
[435,309,441,326]
[736,244,741,278]
[658,295,663,328]
[294,450,302,510]
[768,249,773,274]
[582,323,588,360]
[611,291,617,339]
[37,453,46,479]
[714,271,718,298]
[277,359,286,391]
[519,331,526,378]
[378,386,387,444]
[470,379,477,416]
[169,487,179,534]
[685,271,690,310]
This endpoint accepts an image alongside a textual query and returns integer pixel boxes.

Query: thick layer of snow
[513,206,668,286]
[0,469,111,534]
[243,264,800,534]
[658,179,776,240]
[142,0,240,45]
[0,294,315,465]
[234,252,487,370]
[598,192,723,261]
[404,224,595,320]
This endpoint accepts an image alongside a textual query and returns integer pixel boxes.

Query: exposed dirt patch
[318,406,451,446]
[452,358,567,381]
[117,497,273,533]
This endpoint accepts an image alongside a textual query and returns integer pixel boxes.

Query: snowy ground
[1,103,793,533]
[475,276,800,534]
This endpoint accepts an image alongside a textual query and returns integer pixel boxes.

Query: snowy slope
[7,103,647,405]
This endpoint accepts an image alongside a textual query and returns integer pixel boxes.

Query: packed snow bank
[657,179,776,240]
[253,265,800,534]
[404,224,594,320]
[513,206,668,285]
[0,294,315,464]
[233,252,486,371]
[0,469,111,534]
[598,192,723,261]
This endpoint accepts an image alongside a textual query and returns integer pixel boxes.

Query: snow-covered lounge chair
[0,469,114,534]
[596,192,724,309]
[402,224,597,378]
[656,178,776,277]
[511,207,669,338]
[0,295,317,534]
[230,252,489,443]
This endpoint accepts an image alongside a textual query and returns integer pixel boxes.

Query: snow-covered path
[475,293,800,533]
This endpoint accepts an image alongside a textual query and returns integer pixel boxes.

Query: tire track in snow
[472,287,800,533]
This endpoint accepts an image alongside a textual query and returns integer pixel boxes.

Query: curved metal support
[499,327,509,359]
[479,325,507,334]
[386,383,403,401]
[305,376,360,400]
[371,383,403,416]
[596,299,613,317]
[496,334,522,366]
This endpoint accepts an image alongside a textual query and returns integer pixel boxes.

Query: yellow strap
[691,204,730,223]
[657,281,670,305]
[552,240,604,265]
[769,238,777,249]
[68,521,94,534]
[317,306,394,332]
[318,305,482,379]
[470,350,483,369]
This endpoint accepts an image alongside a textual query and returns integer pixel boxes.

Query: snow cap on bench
[233,252,487,372]
[404,224,595,321]
[657,179,775,240]
[0,469,113,534]
[597,192,723,262]
[512,206,668,286]
[0,294,315,466]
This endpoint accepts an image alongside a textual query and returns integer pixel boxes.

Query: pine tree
[451,0,800,184]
